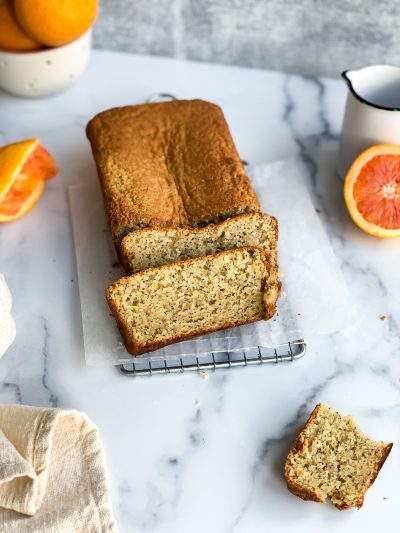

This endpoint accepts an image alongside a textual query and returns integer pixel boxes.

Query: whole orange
[0,0,41,52]
[13,0,97,47]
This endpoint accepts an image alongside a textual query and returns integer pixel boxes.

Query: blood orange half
[0,138,58,222]
[344,145,400,238]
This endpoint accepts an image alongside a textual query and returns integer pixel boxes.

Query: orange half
[344,145,400,238]
[0,138,58,222]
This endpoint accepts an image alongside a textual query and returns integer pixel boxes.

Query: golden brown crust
[106,246,279,356]
[86,99,260,246]
[284,404,393,510]
[120,212,278,274]
[111,310,270,357]
[285,479,326,504]
[284,404,327,503]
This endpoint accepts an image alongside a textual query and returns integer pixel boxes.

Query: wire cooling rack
[117,340,306,377]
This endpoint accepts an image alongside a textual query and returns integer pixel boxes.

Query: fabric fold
[0,430,37,515]
[0,404,117,532]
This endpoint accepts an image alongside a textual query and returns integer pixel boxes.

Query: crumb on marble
[315,207,321,214]
[198,370,209,380]
[380,315,387,321]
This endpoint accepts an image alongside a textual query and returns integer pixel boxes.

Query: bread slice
[120,213,278,274]
[86,99,260,247]
[285,403,392,510]
[106,246,279,356]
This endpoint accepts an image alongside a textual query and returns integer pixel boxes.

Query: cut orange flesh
[0,139,58,223]
[344,145,400,238]
[21,144,58,182]
[0,177,45,221]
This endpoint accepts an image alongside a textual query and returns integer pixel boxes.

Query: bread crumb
[380,315,387,321]
[198,371,209,380]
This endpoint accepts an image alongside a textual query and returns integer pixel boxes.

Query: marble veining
[227,359,348,532]
[41,316,59,408]
[2,381,22,403]
[0,51,399,532]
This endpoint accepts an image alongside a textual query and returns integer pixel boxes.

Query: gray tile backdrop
[93,0,400,78]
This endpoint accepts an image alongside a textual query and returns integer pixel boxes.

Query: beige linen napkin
[0,404,118,532]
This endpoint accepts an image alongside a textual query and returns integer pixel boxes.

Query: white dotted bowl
[0,29,91,98]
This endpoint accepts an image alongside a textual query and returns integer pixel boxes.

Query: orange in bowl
[0,0,41,52]
[0,138,58,222]
[13,0,97,47]
[344,144,400,238]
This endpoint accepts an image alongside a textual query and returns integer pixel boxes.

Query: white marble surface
[0,51,399,532]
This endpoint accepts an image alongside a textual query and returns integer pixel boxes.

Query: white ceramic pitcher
[338,64,400,178]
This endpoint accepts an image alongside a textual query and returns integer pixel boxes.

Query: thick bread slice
[120,212,278,274]
[106,247,279,356]
[86,99,260,247]
[284,403,392,510]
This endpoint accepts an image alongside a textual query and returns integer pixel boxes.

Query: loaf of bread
[285,403,392,510]
[86,99,260,246]
[106,247,279,356]
[120,212,277,274]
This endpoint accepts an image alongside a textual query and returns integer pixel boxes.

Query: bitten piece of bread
[284,403,392,510]
[106,246,279,356]
[120,212,278,274]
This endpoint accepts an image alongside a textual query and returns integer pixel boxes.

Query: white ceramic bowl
[0,29,91,98]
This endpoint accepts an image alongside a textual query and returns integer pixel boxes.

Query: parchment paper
[69,158,358,365]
